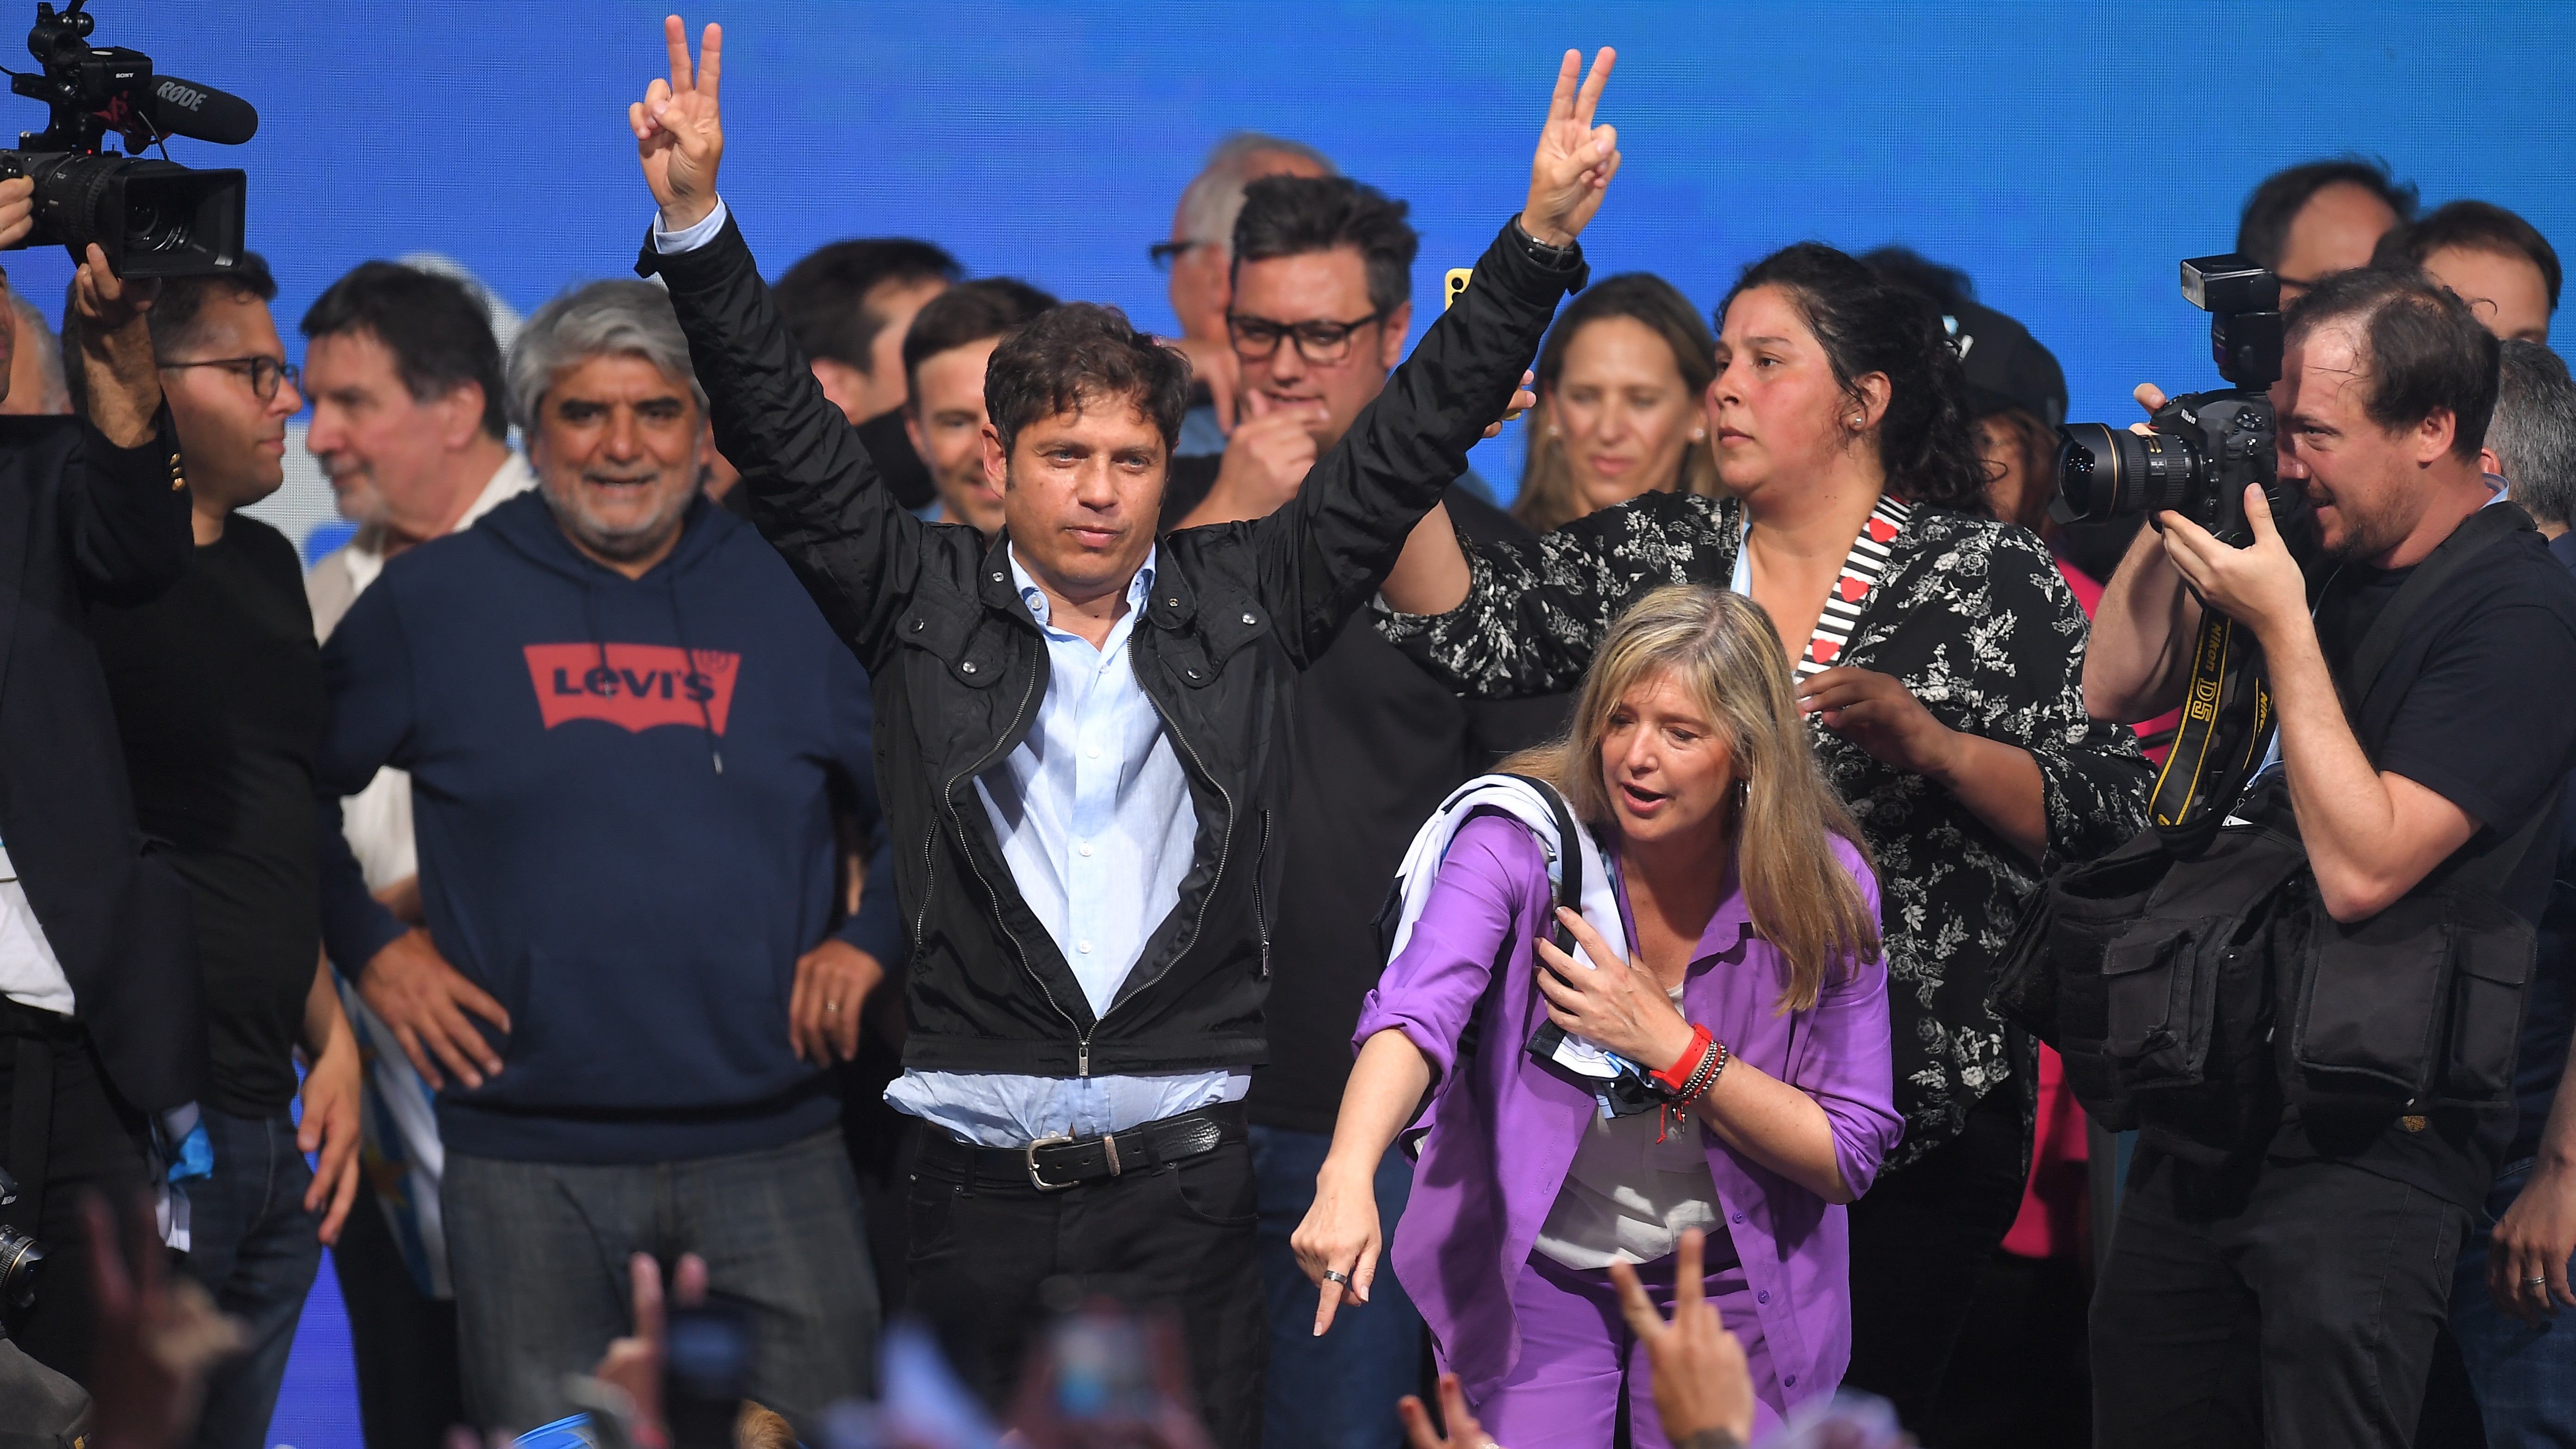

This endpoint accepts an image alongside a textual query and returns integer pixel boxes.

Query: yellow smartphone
[1444,266,1525,423]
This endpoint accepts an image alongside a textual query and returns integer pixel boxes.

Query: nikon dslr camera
[0,0,254,277]
[2054,255,2301,547]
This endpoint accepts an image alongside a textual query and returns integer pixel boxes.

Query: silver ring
[825,1001,841,1014]
[2525,1276,2552,1288]
[1322,1269,1350,1285]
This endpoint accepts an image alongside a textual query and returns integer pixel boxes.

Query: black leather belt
[917,1101,1247,1194]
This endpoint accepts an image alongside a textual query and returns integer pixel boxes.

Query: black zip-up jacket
[642,210,1584,1079]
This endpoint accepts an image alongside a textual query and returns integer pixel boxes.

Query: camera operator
[2083,268,2576,1445]
[76,253,367,1449]
[0,185,208,1387]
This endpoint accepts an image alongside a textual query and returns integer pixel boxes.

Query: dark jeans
[1843,1082,2030,1431]
[444,1128,880,1433]
[180,1108,323,1449]
[1249,1126,1423,1449]
[2092,1152,2467,1449]
[0,1009,152,1388]
[907,1131,1266,1449]
[1921,1250,2092,1449]
[331,1183,464,1449]
[2446,1158,2576,1447]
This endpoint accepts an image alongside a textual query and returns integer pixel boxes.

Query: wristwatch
[1509,213,1582,268]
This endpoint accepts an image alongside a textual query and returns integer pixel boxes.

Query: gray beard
[543,486,687,562]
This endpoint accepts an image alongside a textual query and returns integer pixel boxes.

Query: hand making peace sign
[631,15,725,233]
[1522,48,1622,247]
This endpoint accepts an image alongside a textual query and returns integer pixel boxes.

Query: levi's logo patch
[523,643,740,735]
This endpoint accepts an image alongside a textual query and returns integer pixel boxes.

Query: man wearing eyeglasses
[77,254,370,1449]
[1159,173,1563,1449]
[1153,133,1334,455]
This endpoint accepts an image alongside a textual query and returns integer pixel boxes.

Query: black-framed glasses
[1148,238,1214,272]
[160,355,301,402]
[1225,309,1389,365]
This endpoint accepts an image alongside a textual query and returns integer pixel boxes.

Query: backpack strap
[1498,773,1584,954]
[2341,502,2549,901]
[2349,502,2532,725]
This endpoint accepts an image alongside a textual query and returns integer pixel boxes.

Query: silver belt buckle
[1025,1133,1077,1192]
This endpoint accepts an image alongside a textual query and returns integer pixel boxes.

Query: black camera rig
[0,0,252,276]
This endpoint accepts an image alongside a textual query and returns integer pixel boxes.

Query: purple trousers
[1443,1246,1787,1449]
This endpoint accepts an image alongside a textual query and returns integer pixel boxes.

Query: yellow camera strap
[2146,609,2276,849]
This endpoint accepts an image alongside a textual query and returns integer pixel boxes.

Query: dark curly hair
[1720,242,1989,515]
[984,301,1193,457]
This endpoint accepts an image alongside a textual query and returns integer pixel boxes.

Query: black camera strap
[2151,501,2532,858]
[2146,610,2276,854]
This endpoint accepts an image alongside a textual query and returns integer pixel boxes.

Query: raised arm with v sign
[631,14,724,232]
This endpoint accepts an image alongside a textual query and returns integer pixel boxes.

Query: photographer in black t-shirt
[2082,266,2576,1447]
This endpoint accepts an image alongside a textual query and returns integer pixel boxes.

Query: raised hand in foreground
[86,1194,248,1449]
[1399,1373,1502,1449]
[1522,47,1621,247]
[1610,1228,1758,1449]
[630,14,724,232]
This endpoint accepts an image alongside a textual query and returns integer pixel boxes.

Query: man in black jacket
[626,19,1618,1442]
[1160,172,1565,1449]
[0,186,208,1384]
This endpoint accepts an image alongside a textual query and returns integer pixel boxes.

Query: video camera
[2052,255,2300,547]
[0,0,252,277]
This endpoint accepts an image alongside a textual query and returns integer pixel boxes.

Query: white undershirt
[0,844,75,1016]
[1532,985,1723,1269]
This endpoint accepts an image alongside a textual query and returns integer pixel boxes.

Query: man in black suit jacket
[0,179,207,1386]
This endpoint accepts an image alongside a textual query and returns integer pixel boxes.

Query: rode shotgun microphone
[140,74,255,145]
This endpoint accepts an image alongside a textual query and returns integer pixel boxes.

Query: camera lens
[2054,423,2207,523]
[124,192,191,253]
[0,1223,48,1310]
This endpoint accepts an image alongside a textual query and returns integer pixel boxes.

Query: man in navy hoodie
[315,279,890,1431]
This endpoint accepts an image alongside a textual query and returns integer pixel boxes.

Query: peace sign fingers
[1571,44,1615,127]
[634,14,726,230]
[664,13,696,93]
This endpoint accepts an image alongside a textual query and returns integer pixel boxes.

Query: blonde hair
[1499,585,1879,1011]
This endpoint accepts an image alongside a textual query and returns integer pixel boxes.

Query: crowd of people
[1,14,2572,1449]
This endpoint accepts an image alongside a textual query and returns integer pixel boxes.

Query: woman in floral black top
[1375,242,2149,1426]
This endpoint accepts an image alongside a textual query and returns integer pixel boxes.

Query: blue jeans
[443,1128,879,1433]
[1249,1125,1424,1449]
[180,1108,323,1449]
[2449,1158,2576,1447]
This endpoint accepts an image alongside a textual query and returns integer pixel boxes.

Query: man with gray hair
[1157,131,1334,452]
[314,278,889,1430]
[2441,336,2576,1441]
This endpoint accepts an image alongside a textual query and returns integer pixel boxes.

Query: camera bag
[2284,503,2551,1116]
[1993,502,2548,1158]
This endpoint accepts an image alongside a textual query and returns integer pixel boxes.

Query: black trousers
[0,1009,153,1388]
[1842,1081,2031,1432]
[330,1183,465,1449]
[906,1133,1267,1449]
[2091,1151,2467,1449]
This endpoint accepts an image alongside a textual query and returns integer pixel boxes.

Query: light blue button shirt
[656,203,1244,1147]
[883,547,1243,1146]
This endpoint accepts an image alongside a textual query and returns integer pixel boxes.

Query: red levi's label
[523,643,740,735]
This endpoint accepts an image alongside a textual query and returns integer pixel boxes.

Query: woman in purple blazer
[1293,585,1901,1447]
